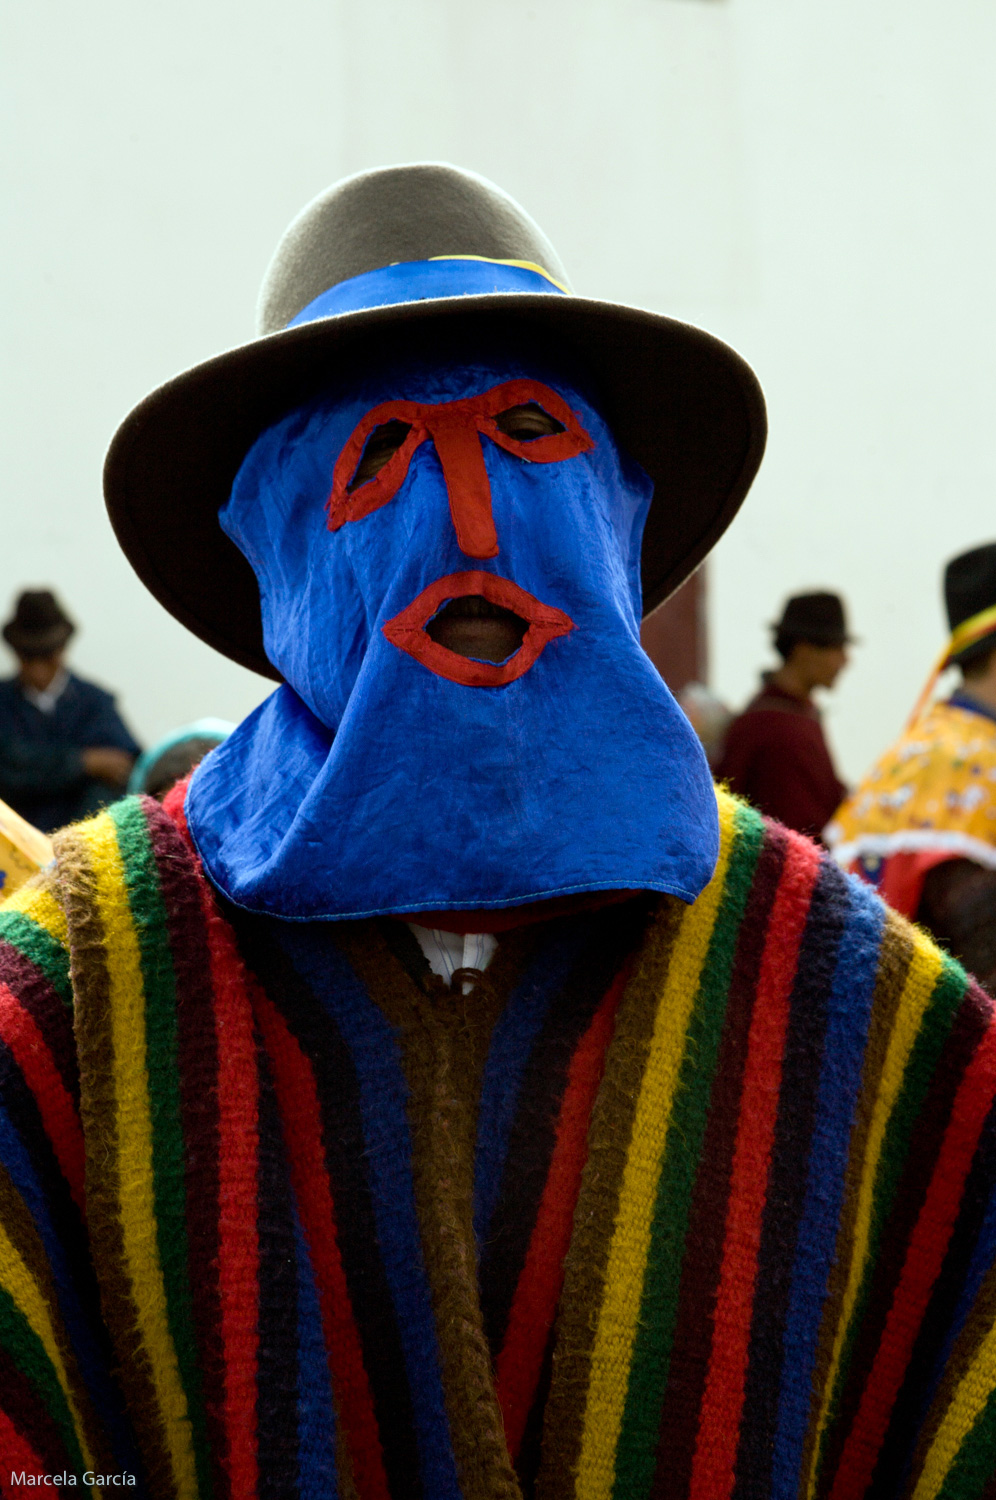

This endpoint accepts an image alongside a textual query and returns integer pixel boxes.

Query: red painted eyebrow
[326,379,594,557]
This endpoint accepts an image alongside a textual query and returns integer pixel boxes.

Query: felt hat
[2,590,75,657]
[771,592,853,649]
[944,543,996,667]
[104,162,767,680]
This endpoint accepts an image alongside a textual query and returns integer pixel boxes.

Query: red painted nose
[423,413,499,558]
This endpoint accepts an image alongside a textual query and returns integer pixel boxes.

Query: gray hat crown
[256,162,572,336]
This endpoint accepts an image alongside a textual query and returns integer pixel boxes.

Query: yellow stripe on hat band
[946,602,996,663]
[906,602,996,728]
[429,254,572,296]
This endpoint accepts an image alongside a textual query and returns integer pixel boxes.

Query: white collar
[22,665,70,714]
[406,924,498,987]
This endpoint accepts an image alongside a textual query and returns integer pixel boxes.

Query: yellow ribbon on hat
[907,602,996,728]
[430,254,572,295]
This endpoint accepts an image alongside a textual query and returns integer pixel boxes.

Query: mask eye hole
[494,403,566,442]
[347,419,412,491]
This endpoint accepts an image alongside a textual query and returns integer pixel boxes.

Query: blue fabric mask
[186,355,719,920]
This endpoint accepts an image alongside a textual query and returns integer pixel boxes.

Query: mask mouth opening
[382,571,574,687]
[425,594,529,663]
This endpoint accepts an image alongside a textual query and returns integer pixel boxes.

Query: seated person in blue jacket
[0,588,139,830]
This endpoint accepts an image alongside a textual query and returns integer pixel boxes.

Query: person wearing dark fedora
[1,165,995,1497]
[829,542,996,990]
[0,588,140,831]
[715,590,851,838]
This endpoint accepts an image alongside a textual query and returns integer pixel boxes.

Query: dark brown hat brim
[104,293,766,681]
[2,622,74,657]
[768,626,858,647]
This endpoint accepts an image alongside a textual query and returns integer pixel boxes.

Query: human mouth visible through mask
[425,594,528,663]
[383,571,574,687]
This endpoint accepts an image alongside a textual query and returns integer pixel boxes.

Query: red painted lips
[382,572,574,687]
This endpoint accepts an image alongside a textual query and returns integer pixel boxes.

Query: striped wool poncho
[1,787,996,1498]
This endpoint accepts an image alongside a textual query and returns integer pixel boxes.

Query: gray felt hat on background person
[104,162,767,680]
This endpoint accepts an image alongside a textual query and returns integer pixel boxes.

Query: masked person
[1,168,995,1500]
[828,543,996,993]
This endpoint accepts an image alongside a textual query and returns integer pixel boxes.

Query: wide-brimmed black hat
[2,590,75,657]
[945,542,996,667]
[104,163,767,680]
[771,592,853,649]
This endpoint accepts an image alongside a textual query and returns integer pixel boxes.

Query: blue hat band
[287,256,568,327]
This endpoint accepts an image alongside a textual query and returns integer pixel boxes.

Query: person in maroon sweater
[716,591,851,837]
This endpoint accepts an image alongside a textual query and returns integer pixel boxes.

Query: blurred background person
[828,543,996,992]
[0,589,140,831]
[715,591,851,838]
[675,680,732,769]
[128,717,234,801]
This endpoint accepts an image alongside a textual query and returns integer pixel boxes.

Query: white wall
[2,0,994,778]
[708,1,996,780]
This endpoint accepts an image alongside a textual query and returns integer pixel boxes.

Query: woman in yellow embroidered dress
[827,543,996,991]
